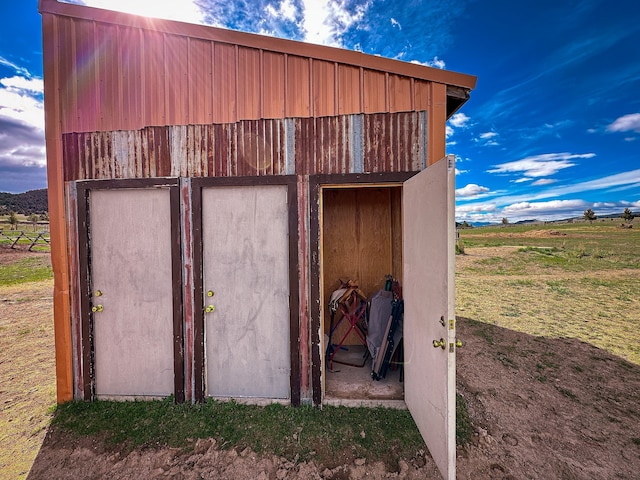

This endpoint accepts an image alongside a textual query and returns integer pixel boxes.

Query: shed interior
[321,185,405,402]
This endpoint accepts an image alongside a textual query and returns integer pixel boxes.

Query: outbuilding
[39,1,476,478]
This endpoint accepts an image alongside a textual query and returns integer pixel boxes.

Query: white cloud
[456,183,490,198]
[606,113,640,133]
[456,202,497,213]
[502,199,587,215]
[0,76,44,131]
[81,0,205,24]
[479,131,498,139]
[448,112,469,128]
[300,0,370,47]
[390,18,401,29]
[265,0,297,22]
[427,56,445,69]
[488,152,594,178]
[0,76,43,93]
[0,54,47,183]
[0,57,32,78]
[445,125,454,138]
[531,178,557,186]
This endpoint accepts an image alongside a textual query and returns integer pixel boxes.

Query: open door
[403,155,457,480]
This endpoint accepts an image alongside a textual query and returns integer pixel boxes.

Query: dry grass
[456,222,640,365]
[0,254,55,480]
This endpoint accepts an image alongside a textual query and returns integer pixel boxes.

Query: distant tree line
[0,189,48,215]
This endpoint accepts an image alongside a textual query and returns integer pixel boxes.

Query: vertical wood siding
[62,112,427,181]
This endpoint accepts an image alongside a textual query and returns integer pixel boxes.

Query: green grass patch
[52,399,465,465]
[546,280,569,295]
[0,255,53,285]
[456,393,473,446]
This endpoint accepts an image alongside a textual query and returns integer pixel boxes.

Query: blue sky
[1,0,638,223]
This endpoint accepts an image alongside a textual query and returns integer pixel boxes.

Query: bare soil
[3,246,640,479]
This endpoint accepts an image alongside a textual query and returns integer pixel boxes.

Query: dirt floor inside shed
[2,246,639,479]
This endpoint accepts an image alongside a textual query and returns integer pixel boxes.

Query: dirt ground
[3,246,640,479]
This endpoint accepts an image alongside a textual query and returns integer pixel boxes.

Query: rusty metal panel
[286,56,310,118]
[62,112,426,180]
[74,19,98,133]
[164,35,190,126]
[389,75,412,113]
[94,22,120,130]
[46,1,473,137]
[237,47,261,120]
[414,80,430,111]
[338,65,360,115]
[213,43,237,123]
[120,27,144,130]
[312,60,336,117]
[58,17,79,134]
[142,30,167,126]
[189,39,214,124]
[363,70,387,113]
[262,51,286,119]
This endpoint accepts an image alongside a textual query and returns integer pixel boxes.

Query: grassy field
[0,252,55,479]
[456,220,639,365]
[1,219,638,478]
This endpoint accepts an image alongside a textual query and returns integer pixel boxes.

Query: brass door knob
[432,338,446,349]
[455,339,463,348]
[205,305,215,313]
[91,305,103,313]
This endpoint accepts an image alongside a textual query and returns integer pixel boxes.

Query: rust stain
[62,112,426,181]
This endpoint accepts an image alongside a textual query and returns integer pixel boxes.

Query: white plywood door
[403,156,457,480]
[202,185,290,399]
[90,189,175,398]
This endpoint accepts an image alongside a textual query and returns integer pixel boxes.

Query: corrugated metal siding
[63,112,427,181]
[51,14,438,134]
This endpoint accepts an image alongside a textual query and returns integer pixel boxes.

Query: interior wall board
[322,188,394,345]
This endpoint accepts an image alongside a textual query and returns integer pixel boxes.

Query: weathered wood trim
[309,179,322,406]
[76,182,92,400]
[287,181,301,406]
[191,183,205,402]
[170,186,185,403]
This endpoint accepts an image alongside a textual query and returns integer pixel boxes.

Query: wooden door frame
[191,176,300,405]
[308,172,417,405]
[76,178,184,402]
